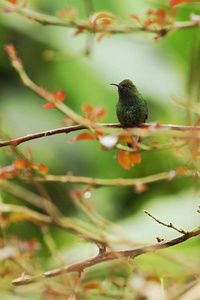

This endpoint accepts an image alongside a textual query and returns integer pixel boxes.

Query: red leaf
[169,0,200,9]
[53,89,65,102]
[117,150,141,169]
[95,130,104,137]
[43,103,56,109]
[69,132,96,143]
[94,106,107,120]
[102,19,111,27]
[7,0,18,4]
[43,89,65,109]
[82,104,107,121]
[82,104,93,115]
[156,8,167,18]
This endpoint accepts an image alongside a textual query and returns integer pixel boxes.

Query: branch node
[156,237,165,243]
[96,242,107,254]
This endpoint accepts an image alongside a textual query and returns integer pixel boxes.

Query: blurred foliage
[0,0,200,299]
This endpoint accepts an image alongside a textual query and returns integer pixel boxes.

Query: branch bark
[35,169,194,187]
[0,123,200,148]
[0,1,200,36]
[12,224,200,286]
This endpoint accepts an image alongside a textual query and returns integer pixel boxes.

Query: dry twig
[12,224,200,286]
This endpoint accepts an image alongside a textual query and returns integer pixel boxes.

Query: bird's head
[110,79,137,97]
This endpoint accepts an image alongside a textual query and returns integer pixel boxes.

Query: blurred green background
[0,0,200,297]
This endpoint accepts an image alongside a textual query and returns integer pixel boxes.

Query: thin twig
[0,202,108,245]
[144,210,188,234]
[12,224,200,285]
[35,169,195,187]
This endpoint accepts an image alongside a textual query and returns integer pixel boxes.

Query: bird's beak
[110,83,119,87]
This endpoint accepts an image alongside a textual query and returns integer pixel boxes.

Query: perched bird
[111,79,148,146]
[111,79,148,126]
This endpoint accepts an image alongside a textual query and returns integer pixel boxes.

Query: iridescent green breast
[116,100,147,126]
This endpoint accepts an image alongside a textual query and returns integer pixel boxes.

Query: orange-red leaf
[118,150,132,169]
[117,150,141,169]
[156,8,167,18]
[7,0,18,4]
[95,106,107,119]
[176,165,188,175]
[43,103,56,109]
[130,152,141,164]
[53,89,66,102]
[169,0,200,9]
[69,132,96,143]
[13,158,27,169]
[82,104,93,115]
[37,164,48,175]
[95,130,104,137]
[82,104,107,121]
[44,89,65,109]
[28,162,48,175]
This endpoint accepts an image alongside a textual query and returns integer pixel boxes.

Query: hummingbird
[111,79,148,145]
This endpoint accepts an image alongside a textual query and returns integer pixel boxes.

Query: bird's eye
[128,85,132,89]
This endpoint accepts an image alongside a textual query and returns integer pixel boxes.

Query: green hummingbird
[110,79,148,127]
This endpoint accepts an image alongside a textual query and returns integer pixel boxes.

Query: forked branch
[12,224,200,286]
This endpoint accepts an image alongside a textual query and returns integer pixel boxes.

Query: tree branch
[35,169,195,187]
[12,224,200,286]
[0,123,200,148]
[0,201,108,245]
[0,1,199,36]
